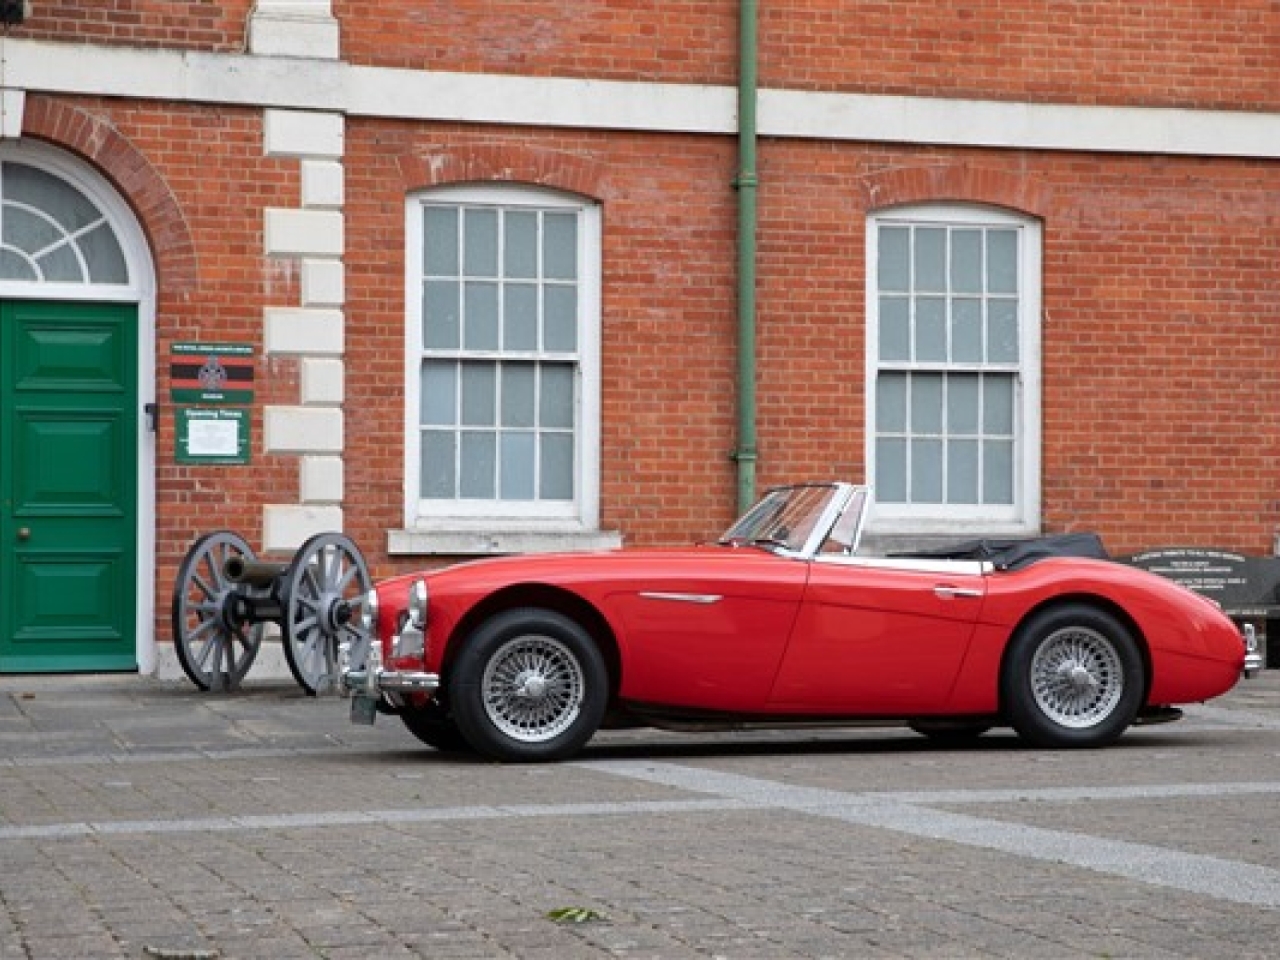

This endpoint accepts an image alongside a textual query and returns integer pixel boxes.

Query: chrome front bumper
[339,635,439,702]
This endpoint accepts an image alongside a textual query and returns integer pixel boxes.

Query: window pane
[878,296,910,363]
[501,364,535,428]
[540,433,574,500]
[464,208,498,276]
[950,229,982,294]
[876,372,907,432]
[983,440,1014,504]
[460,363,496,426]
[951,298,982,363]
[876,437,907,502]
[915,297,946,362]
[36,244,82,282]
[0,249,35,280]
[420,360,457,425]
[504,283,538,350]
[80,222,127,284]
[984,376,1015,434]
[947,374,980,434]
[541,364,574,429]
[543,213,577,280]
[504,211,537,279]
[499,432,536,500]
[423,280,460,349]
[421,431,456,498]
[947,439,980,503]
[463,281,499,350]
[910,439,943,502]
[878,226,910,291]
[987,229,1018,294]
[460,432,496,498]
[3,206,61,252]
[988,299,1019,363]
[423,207,458,275]
[544,285,577,351]
[6,164,102,232]
[914,228,946,292]
[910,375,943,434]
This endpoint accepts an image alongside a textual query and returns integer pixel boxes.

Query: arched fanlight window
[0,161,128,284]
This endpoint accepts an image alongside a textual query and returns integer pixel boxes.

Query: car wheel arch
[998,594,1152,718]
[442,584,622,699]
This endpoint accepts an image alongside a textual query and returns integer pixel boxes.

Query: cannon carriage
[170,530,371,694]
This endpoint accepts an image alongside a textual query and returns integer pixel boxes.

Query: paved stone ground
[2,669,1280,959]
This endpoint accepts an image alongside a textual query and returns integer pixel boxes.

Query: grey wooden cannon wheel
[281,532,372,696]
[170,530,265,691]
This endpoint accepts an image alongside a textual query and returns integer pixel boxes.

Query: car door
[767,558,986,712]
[608,551,810,712]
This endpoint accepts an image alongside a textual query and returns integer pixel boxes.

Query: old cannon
[170,530,371,694]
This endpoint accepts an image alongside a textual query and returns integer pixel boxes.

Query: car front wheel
[1002,604,1144,748]
[449,608,608,762]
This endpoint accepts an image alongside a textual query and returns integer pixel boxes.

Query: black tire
[908,720,993,743]
[400,702,471,754]
[449,608,608,762]
[1001,604,1144,748]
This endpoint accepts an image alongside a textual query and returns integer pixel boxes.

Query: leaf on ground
[546,906,607,924]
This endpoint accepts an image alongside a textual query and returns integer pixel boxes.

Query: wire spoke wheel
[282,533,371,695]
[481,635,585,743]
[1029,626,1125,728]
[170,531,264,691]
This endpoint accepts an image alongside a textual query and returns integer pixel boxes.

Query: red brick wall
[23,96,306,633]
[343,123,741,576]
[18,4,1280,574]
[338,123,1280,563]
[760,1,1280,110]
[329,2,1280,111]
[333,1,739,83]
[19,1,253,51]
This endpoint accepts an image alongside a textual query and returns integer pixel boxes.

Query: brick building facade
[1,1,1278,677]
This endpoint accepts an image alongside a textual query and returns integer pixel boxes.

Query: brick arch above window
[396,144,610,200]
[858,163,1051,220]
[22,95,197,292]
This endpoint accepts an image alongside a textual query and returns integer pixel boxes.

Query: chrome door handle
[934,585,982,599]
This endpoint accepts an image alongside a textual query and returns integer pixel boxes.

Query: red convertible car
[340,482,1261,761]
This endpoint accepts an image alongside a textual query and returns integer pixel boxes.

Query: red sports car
[340,482,1262,761]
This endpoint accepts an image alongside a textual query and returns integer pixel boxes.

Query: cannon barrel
[224,556,289,587]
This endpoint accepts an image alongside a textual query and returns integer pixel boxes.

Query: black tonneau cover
[890,532,1110,572]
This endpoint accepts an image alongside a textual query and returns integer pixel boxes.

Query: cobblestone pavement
[2,669,1280,959]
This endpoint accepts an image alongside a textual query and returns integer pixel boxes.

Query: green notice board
[176,407,251,465]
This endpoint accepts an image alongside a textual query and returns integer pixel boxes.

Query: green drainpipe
[734,0,759,513]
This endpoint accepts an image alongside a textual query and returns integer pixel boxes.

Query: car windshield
[718,483,868,557]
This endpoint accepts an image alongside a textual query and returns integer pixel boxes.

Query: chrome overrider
[339,580,439,698]
[1242,622,1265,678]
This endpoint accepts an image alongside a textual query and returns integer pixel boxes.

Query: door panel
[1,301,138,671]
[769,560,986,712]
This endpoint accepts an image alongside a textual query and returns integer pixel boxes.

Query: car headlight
[408,579,428,628]
[358,587,379,633]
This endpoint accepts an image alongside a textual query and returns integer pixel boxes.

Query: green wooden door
[0,301,138,671]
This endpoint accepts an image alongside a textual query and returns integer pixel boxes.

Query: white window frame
[403,183,603,539]
[864,203,1042,537]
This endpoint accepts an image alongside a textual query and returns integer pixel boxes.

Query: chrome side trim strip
[639,592,723,605]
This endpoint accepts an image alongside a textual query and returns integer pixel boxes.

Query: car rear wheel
[400,701,471,754]
[449,608,608,762]
[1002,604,1144,748]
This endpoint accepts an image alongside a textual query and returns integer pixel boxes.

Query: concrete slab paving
[2,671,1280,958]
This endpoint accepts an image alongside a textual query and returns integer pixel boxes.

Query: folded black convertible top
[889,532,1110,572]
